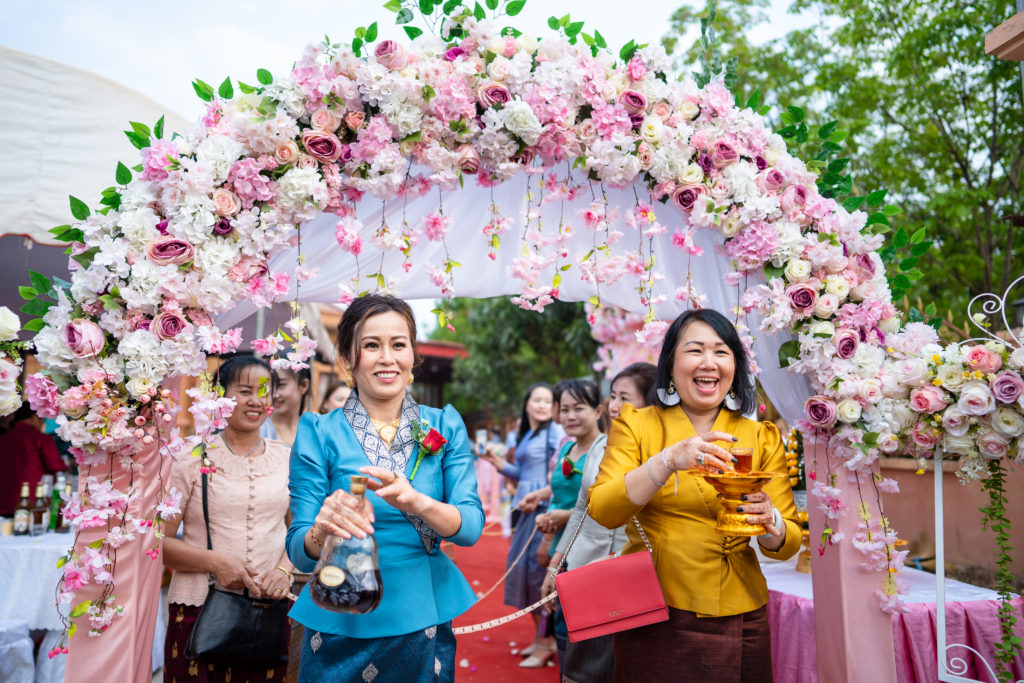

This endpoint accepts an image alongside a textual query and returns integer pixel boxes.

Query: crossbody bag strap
[200,472,217,588]
[554,504,652,574]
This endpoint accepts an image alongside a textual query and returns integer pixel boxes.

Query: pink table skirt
[767,589,1024,682]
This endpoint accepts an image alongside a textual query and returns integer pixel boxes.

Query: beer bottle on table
[13,483,31,536]
[32,483,50,535]
[309,475,382,614]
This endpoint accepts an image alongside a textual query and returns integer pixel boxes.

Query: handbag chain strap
[553,504,652,575]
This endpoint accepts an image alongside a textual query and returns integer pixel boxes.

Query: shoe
[519,648,556,668]
[519,643,535,657]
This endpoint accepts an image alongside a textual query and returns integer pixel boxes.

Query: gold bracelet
[308,526,323,547]
[274,565,292,579]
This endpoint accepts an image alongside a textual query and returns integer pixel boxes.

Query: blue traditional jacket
[286,392,484,638]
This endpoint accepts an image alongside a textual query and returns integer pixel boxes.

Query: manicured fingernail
[741,494,749,501]
[731,436,738,442]
[731,456,739,463]
[737,506,745,513]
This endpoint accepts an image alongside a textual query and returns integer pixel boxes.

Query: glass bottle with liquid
[309,476,382,614]
[13,483,31,536]
[55,481,73,534]
[31,483,50,535]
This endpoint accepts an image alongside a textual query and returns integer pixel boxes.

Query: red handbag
[554,515,669,642]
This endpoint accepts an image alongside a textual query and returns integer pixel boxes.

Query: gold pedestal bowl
[691,471,784,536]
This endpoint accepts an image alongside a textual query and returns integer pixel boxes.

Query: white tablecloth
[0,532,164,681]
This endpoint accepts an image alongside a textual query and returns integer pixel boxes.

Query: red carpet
[448,523,559,682]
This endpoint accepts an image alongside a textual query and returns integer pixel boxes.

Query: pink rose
[977,428,1009,460]
[833,328,859,359]
[910,421,941,449]
[940,406,970,436]
[651,101,671,119]
[990,370,1024,404]
[756,168,785,193]
[375,40,408,69]
[65,319,105,358]
[311,108,342,133]
[964,345,1002,374]
[786,280,818,314]
[852,253,876,281]
[457,144,480,174]
[152,310,190,341]
[957,380,996,417]
[670,184,705,212]
[711,141,738,168]
[212,188,241,217]
[25,373,60,419]
[636,142,654,169]
[804,395,838,428]
[344,111,365,131]
[275,141,300,165]
[300,130,343,163]
[146,238,195,266]
[476,81,511,108]
[618,90,647,115]
[297,154,318,169]
[909,384,949,414]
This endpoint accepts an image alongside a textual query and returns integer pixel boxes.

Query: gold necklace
[370,417,401,447]
[223,435,263,458]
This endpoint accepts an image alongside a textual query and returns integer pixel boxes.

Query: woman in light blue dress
[286,295,484,683]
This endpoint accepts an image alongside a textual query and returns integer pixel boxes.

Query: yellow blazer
[588,403,801,617]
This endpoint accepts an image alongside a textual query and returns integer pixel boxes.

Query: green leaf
[817,120,838,139]
[115,162,132,185]
[559,13,570,27]
[442,0,461,12]
[593,29,606,48]
[124,131,148,150]
[237,80,256,94]
[892,228,908,248]
[154,115,165,139]
[892,274,911,289]
[842,196,865,212]
[547,15,559,30]
[365,21,378,42]
[191,78,214,102]
[764,264,785,280]
[865,212,889,227]
[69,196,90,221]
[71,246,100,270]
[384,0,403,9]
[909,227,926,244]
[23,318,45,332]
[866,188,887,206]
[419,0,433,14]
[899,257,919,270]
[218,77,233,100]
[20,299,52,316]
[396,7,414,23]
[355,26,366,39]
[745,88,761,110]
[69,600,92,619]
[581,32,595,46]
[485,0,497,9]
[880,204,901,216]
[19,286,37,300]
[404,26,423,39]
[786,105,805,122]
[352,37,364,55]
[256,68,273,85]
[566,21,584,37]
[619,39,635,62]
[910,240,933,256]
[401,131,422,143]
[129,121,151,137]
[29,270,51,295]
[474,1,485,19]
[778,339,800,368]
[827,158,850,173]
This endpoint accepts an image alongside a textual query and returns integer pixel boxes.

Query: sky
[0,0,811,332]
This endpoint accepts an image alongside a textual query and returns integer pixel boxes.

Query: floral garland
[6,0,1007,645]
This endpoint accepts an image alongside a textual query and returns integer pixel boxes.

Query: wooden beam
[986,9,1024,61]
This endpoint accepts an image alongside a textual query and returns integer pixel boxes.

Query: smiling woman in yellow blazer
[589,308,800,683]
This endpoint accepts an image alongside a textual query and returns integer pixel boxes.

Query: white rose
[858,379,883,404]
[784,258,811,282]
[516,34,538,54]
[1009,347,1024,370]
[126,376,154,400]
[837,398,862,423]
[0,307,20,341]
[678,100,699,121]
[878,316,901,335]
[977,428,1010,460]
[824,275,850,300]
[501,101,543,146]
[897,358,930,387]
[877,431,900,454]
[957,380,996,417]
[639,116,665,144]
[991,406,1024,438]
[813,293,840,318]
[936,363,966,390]
[942,432,976,456]
[808,320,836,336]
[487,57,511,81]
[721,213,742,237]
[941,406,971,436]
[0,392,21,417]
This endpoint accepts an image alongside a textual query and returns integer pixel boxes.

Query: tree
[663,0,1024,332]
[430,297,599,418]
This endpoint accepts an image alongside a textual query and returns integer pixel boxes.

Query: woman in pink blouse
[162,356,294,681]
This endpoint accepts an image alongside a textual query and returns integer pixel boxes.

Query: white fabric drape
[217,166,812,420]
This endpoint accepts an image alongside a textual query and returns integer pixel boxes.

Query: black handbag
[184,472,290,666]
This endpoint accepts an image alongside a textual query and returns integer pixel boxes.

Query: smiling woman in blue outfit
[286,295,484,683]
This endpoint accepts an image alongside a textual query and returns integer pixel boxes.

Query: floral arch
[8,1,1023,677]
